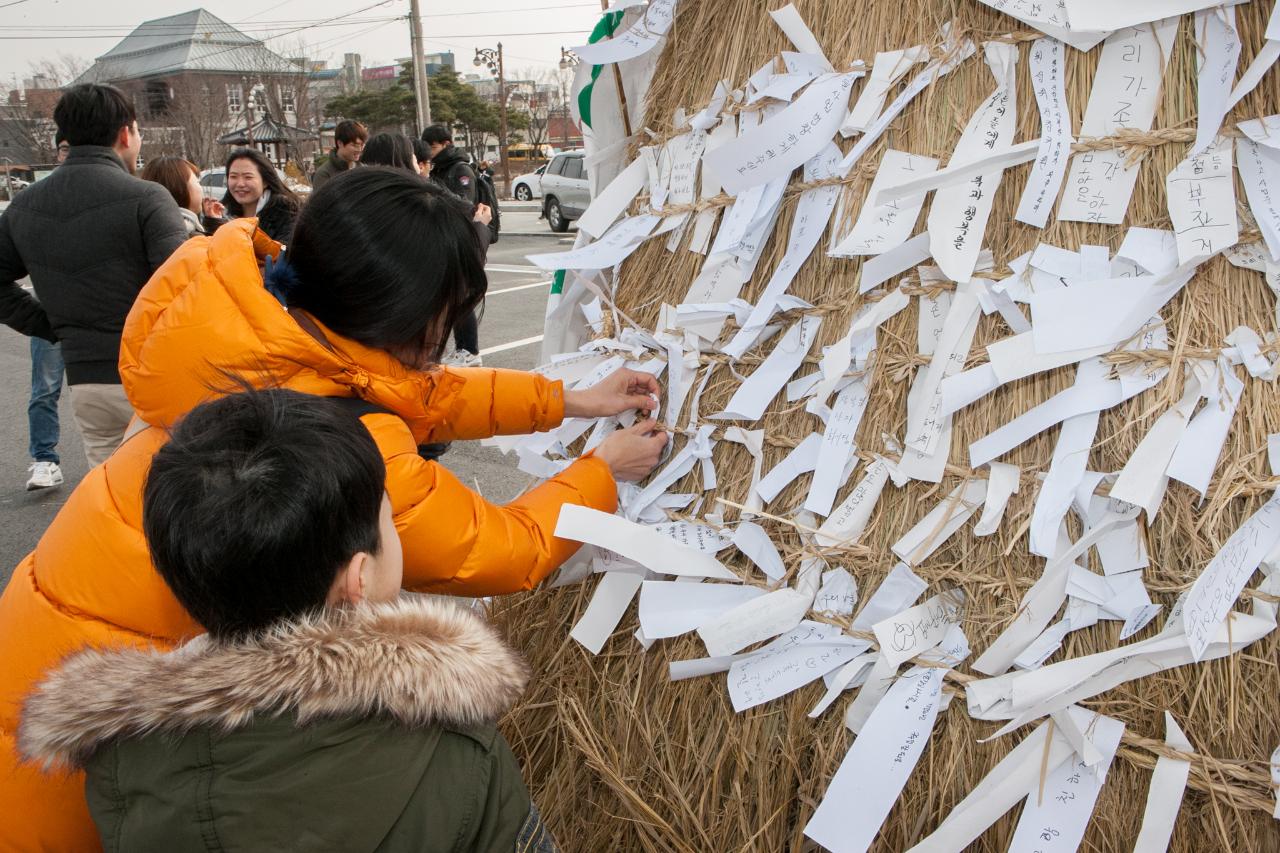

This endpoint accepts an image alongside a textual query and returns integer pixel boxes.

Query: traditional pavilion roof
[217,109,315,145]
[74,9,299,84]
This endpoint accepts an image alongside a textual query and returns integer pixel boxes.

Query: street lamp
[557,48,580,149]
[473,44,511,198]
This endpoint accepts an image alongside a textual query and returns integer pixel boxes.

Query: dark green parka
[19,597,557,853]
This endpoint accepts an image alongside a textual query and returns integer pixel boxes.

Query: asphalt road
[0,206,572,587]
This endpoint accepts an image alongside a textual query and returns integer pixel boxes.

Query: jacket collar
[64,145,129,173]
[19,596,528,769]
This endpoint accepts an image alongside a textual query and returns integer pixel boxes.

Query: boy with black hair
[312,118,367,190]
[0,83,187,467]
[19,388,557,853]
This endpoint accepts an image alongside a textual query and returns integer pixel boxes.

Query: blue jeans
[29,337,63,464]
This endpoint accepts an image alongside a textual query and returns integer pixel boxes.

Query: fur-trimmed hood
[19,595,528,770]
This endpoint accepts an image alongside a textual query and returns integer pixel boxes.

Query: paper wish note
[1182,495,1280,659]
[527,214,660,271]
[1236,135,1280,262]
[891,480,988,565]
[570,570,646,654]
[926,41,1019,282]
[1058,18,1179,224]
[804,624,969,853]
[871,589,965,667]
[974,0,1111,51]
[715,315,822,420]
[1132,712,1193,852]
[570,0,678,65]
[830,149,938,257]
[1006,711,1125,853]
[815,456,891,547]
[814,568,858,617]
[704,72,859,196]
[638,580,765,639]
[1166,135,1238,265]
[727,621,864,711]
[555,504,740,581]
[840,47,928,136]
[1015,37,1073,228]
[1190,6,1241,158]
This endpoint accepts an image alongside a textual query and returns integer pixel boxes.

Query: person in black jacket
[422,124,485,363]
[221,147,301,244]
[0,83,187,466]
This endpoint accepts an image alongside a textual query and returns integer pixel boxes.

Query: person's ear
[328,552,371,605]
[115,124,131,149]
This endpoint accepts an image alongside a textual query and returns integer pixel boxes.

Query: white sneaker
[442,349,484,368]
[26,461,63,491]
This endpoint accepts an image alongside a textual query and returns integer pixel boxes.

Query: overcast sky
[0,0,606,86]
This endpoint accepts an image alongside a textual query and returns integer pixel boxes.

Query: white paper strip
[1132,712,1193,852]
[1016,37,1073,227]
[816,457,892,547]
[891,480,988,565]
[1166,363,1244,496]
[1237,136,1280,262]
[571,0,678,65]
[527,214,660,271]
[731,520,786,581]
[830,150,939,257]
[1191,6,1241,157]
[555,505,740,580]
[1183,495,1280,660]
[804,626,968,853]
[1166,135,1239,265]
[926,41,1019,282]
[1058,19,1179,224]
[1006,712,1125,853]
[727,621,864,711]
[1065,0,1235,37]
[577,156,649,240]
[704,72,859,196]
[974,461,1021,535]
[973,0,1111,51]
[871,590,964,667]
[840,46,928,136]
[570,570,646,654]
[805,380,871,516]
[768,3,834,70]
[715,316,822,420]
[638,580,764,639]
[757,432,823,503]
[879,141,1038,206]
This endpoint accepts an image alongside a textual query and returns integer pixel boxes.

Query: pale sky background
[0,0,608,86]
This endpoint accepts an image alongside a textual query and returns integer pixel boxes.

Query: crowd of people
[0,82,669,851]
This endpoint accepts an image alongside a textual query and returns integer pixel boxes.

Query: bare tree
[164,77,232,169]
[26,53,90,87]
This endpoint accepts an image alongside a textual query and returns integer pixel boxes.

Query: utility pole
[474,44,510,198]
[408,0,431,132]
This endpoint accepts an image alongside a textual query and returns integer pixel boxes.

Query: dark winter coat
[431,144,479,205]
[220,190,300,244]
[19,597,558,853]
[0,145,187,384]
[311,149,353,191]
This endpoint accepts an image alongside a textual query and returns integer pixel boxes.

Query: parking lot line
[484,263,545,274]
[487,280,551,296]
[479,335,544,356]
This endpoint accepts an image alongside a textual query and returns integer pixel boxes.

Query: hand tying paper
[564,367,662,419]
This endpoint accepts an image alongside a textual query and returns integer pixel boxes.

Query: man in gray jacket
[0,83,187,466]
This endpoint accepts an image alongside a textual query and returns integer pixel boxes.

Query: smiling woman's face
[227,158,264,208]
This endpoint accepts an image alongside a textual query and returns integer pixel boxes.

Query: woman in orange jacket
[0,168,667,851]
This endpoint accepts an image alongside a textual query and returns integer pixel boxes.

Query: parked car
[540,151,589,233]
[512,164,546,201]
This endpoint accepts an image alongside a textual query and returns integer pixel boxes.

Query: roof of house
[217,109,315,145]
[74,9,299,84]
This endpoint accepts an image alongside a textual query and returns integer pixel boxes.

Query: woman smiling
[221,147,300,243]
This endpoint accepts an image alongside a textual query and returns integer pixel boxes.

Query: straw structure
[491,2,1280,850]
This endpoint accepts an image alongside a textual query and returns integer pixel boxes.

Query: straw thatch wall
[491,2,1280,850]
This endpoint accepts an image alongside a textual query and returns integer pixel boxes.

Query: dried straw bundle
[491,1,1280,850]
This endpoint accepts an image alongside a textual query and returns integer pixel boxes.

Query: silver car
[540,151,590,233]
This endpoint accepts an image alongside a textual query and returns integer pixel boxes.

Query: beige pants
[69,384,135,467]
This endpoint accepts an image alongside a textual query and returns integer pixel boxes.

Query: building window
[145,80,169,117]
[227,83,243,113]
[278,85,295,114]
[251,85,268,112]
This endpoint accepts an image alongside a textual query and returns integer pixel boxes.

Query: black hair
[54,128,66,146]
[222,147,300,218]
[143,388,386,640]
[421,124,452,146]
[53,83,137,148]
[285,167,487,367]
[412,137,431,165]
[335,119,368,146]
[361,132,417,172]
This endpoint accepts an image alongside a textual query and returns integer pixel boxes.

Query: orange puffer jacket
[0,221,616,852]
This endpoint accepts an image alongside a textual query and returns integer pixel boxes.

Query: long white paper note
[715,315,822,420]
[1133,712,1193,852]
[571,0,678,65]
[1016,37,1073,227]
[570,570,646,654]
[1191,6,1241,157]
[727,621,864,711]
[1006,711,1125,853]
[1057,18,1179,224]
[974,0,1111,51]
[804,625,969,853]
[871,590,965,667]
[816,457,891,547]
[1182,495,1280,659]
[1166,135,1238,265]
[638,580,764,639]
[528,214,660,271]
[704,72,859,196]
[891,480,988,565]
[830,150,939,257]
[1237,135,1280,262]
[555,504,740,580]
[805,380,871,516]
[927,41,1019,282]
